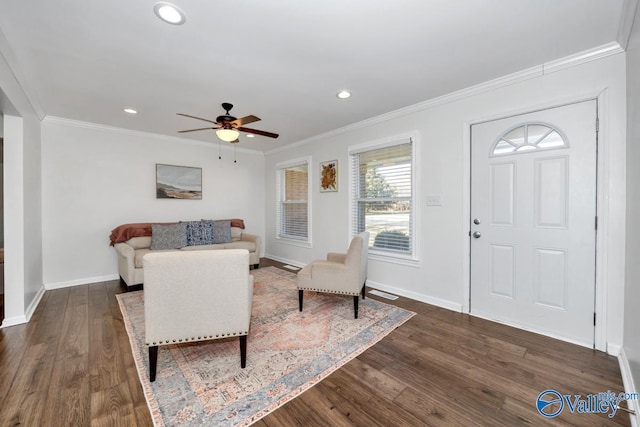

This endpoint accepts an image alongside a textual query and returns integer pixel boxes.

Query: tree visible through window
[351,140,413,256]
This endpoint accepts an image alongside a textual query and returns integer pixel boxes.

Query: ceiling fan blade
[237,126,279,139]
[177,113,219,125]
[231,115,261,127]
[178,127,219,133]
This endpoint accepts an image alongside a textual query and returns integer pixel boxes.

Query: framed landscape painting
[156,164,202,199]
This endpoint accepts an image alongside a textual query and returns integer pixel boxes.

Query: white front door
[470,100,597,347]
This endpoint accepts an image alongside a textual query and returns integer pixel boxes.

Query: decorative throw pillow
[203,220,232,243]
[184,220,215,246]
[150,223,187,250]
[213,220,232,243]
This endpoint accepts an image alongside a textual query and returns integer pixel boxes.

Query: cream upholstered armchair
[297,232,369,318]
[143,249,254,382]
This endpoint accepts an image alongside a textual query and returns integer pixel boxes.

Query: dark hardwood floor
[0,258,631,426]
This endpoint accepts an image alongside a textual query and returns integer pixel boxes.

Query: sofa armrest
[114,242,136,286]
[240,233,261,255]
[114,242,135,262]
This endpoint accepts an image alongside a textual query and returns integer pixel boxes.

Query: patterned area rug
[117,266,415,426]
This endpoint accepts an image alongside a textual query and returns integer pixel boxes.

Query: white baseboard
[25,285,45,322]
[608,343,623,357]
[618,348,639,427]
[44,274,120,290]
[1,314,28,328]
[1,285,46,328]
[263,254,306,269]
[365,279,463,312]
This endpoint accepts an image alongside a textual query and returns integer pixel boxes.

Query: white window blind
[277,160,309,241]
[351,141,413,256]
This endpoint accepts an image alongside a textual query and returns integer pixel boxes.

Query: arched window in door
[490,122,568,157]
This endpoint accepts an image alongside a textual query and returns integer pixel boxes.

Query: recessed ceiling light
[337,90,351,99]
[153,2,186,25]
[246,134,255,138]
[124,108,137,114]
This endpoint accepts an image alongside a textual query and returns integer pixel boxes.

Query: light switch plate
[426,195,442,206]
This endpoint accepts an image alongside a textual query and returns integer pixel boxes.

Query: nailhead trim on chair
[297,287,359,296]
[146,331,249,346]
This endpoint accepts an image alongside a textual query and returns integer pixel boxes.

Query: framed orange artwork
[320,160,338,192]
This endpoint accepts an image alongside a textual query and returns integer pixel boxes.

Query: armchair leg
[362,283,366,299]
[353,295,359,319]
[240,335,247,368]
[298,289,304,312]
[149,346,158,382]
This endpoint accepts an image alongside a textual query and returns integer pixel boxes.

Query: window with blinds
[276,159,309,242]
[350,139,413,256]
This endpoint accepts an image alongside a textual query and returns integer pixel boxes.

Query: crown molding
[42,116,264,156]
[543,42,624,74]
[266,42,624,156]
[617,0,639,50]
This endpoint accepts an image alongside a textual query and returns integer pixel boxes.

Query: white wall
[41,118,265,288]
[265,53,627,350]
[2,114,43,325]
[0,28,44,327]
[21,114,42,307]
[624,3,640,408]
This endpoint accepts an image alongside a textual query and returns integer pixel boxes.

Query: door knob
[473,218,481,225]
[472,231,481,238]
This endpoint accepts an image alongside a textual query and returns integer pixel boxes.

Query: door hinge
[595,216,598,230]
[594,312,597,326]
[596,117,599,132]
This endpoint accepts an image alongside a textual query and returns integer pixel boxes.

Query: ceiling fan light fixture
[153,2,186,25]
[216,128,240,142]
[337,90,352,99]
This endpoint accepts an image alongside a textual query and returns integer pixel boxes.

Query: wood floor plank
[89,283,127,391]
[338,356,407,401]
[42,353,91,427]
[295,386,359,426]
[90,381,138,427]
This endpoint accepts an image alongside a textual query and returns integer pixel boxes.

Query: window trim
[276,156,312,248]
[349,132,419,265]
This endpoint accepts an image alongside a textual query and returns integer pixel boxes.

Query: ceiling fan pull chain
[234,145,237,164]
[218,140,222,160]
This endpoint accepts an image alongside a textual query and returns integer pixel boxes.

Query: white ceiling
[0,1,630,151]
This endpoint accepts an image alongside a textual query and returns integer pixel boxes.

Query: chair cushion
[180,244,226,251]
[135,248,178,268]
[222,241,256,251]
[126,236,152,249]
